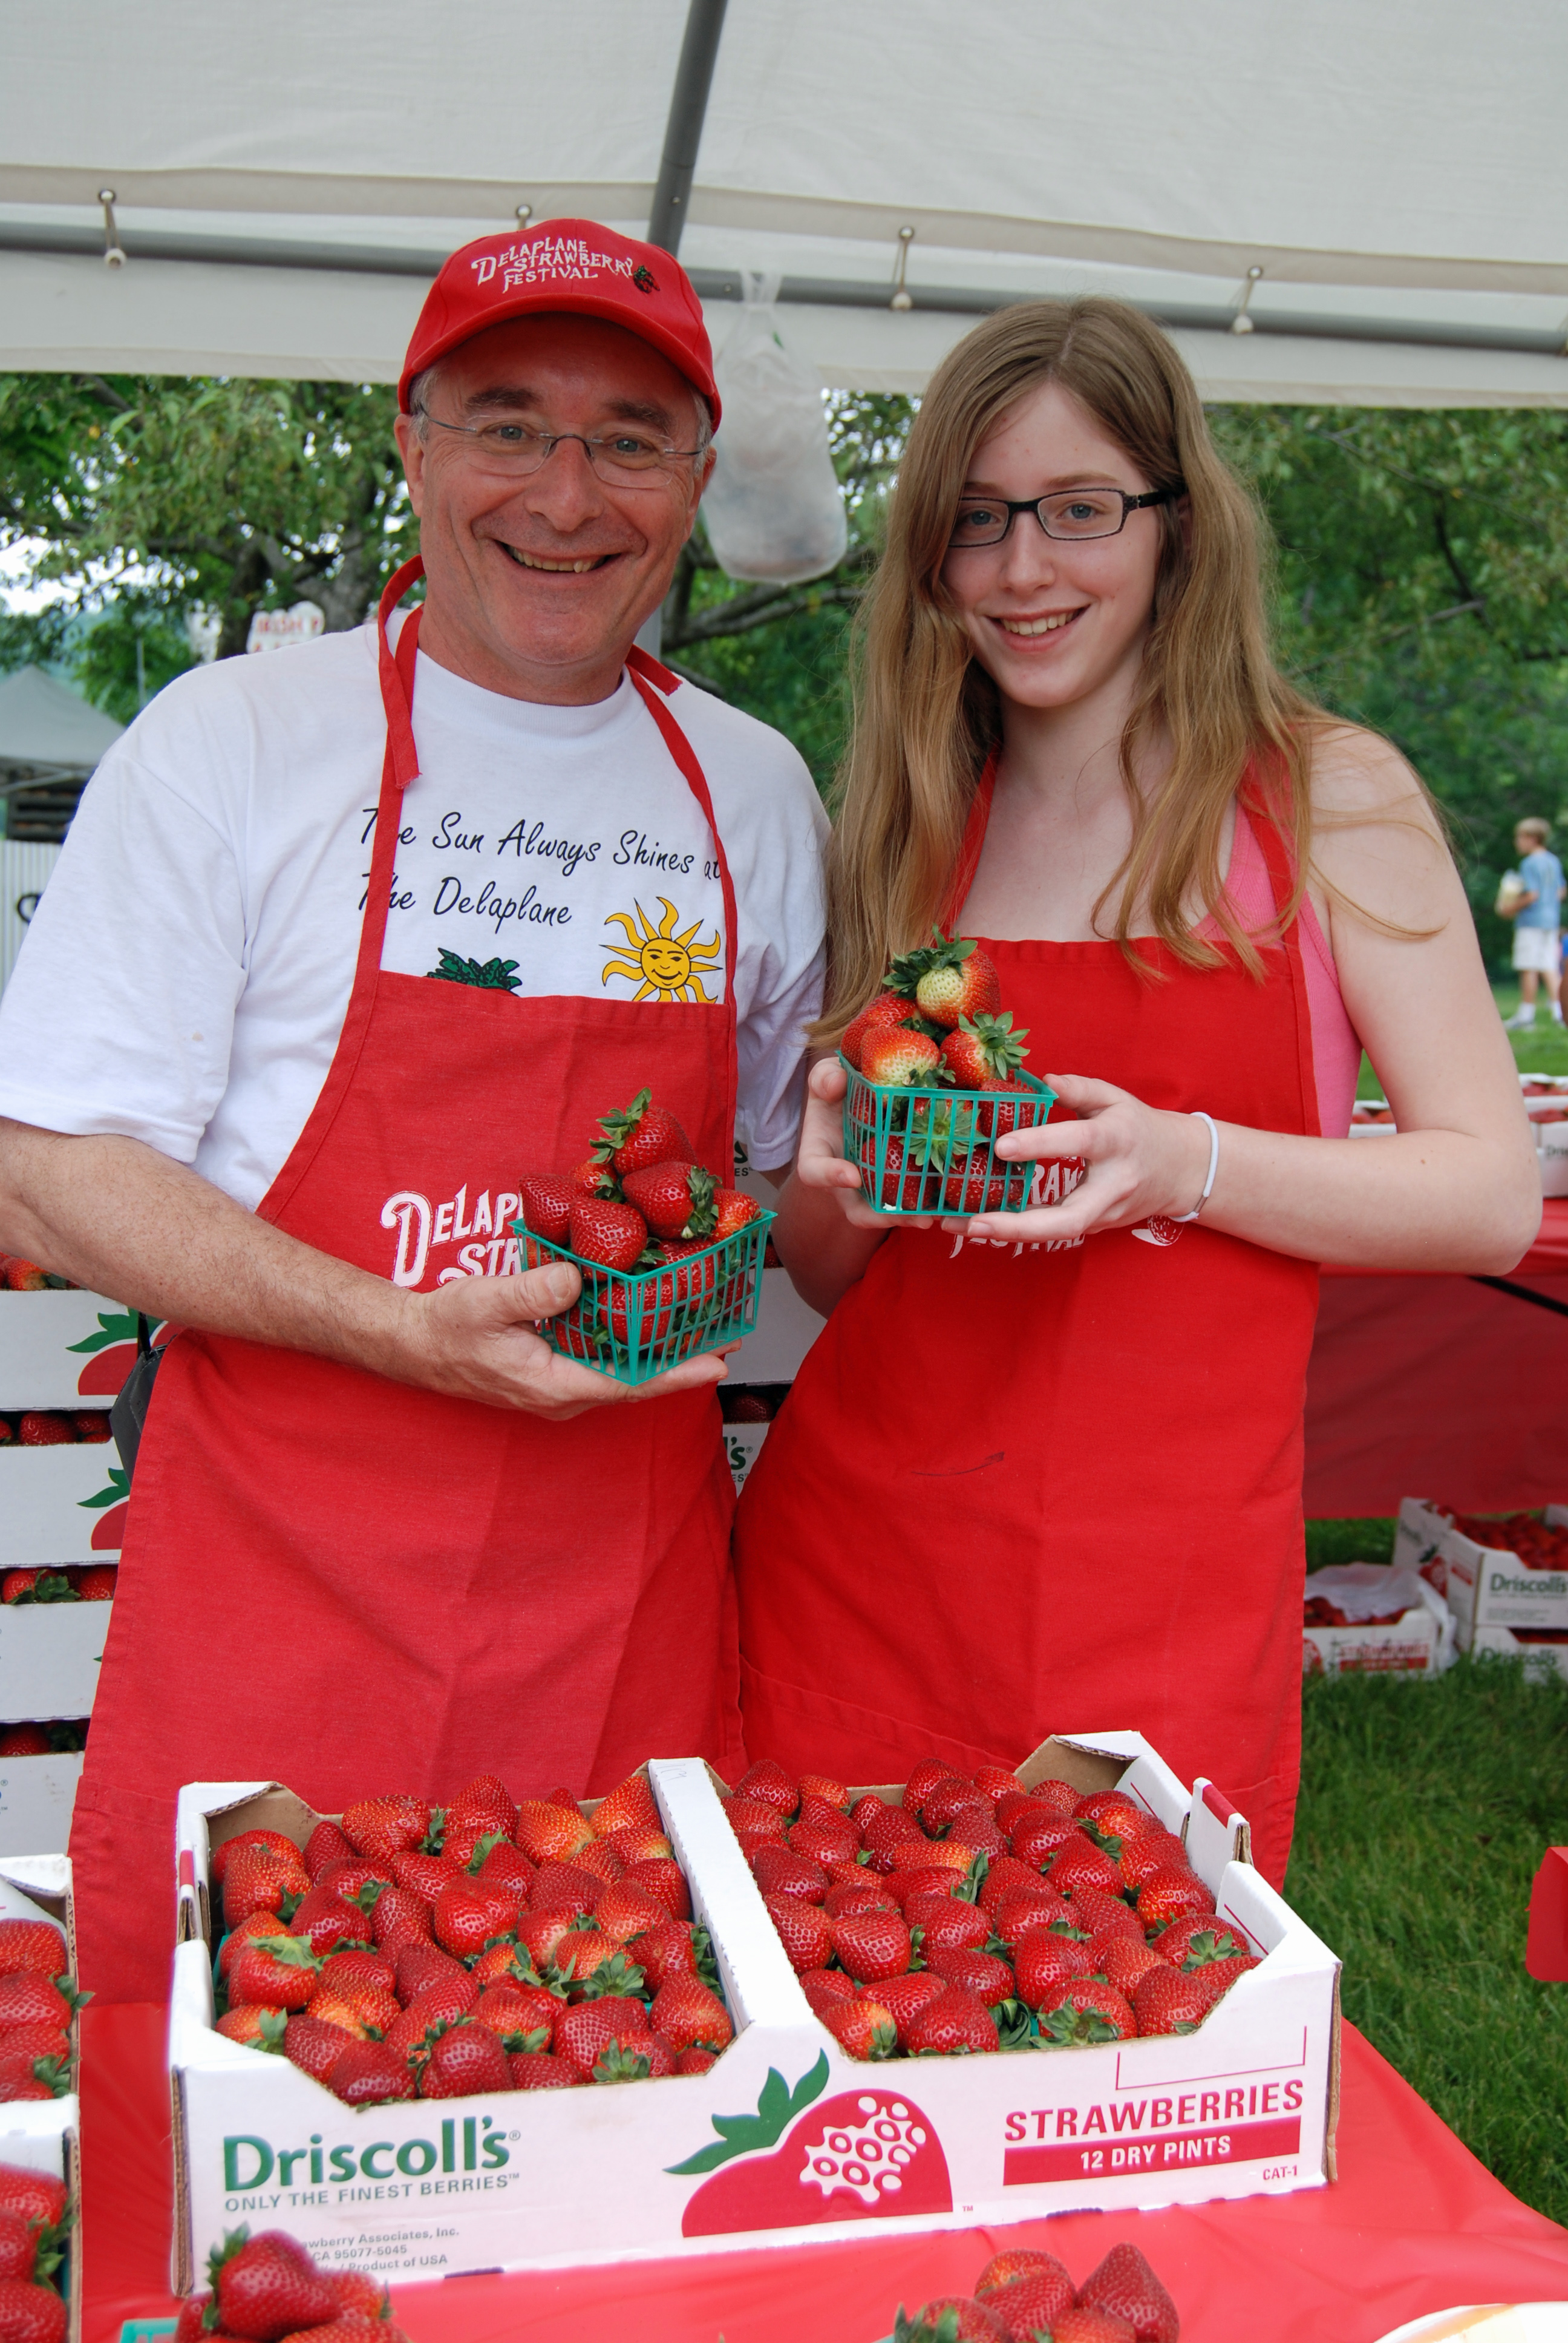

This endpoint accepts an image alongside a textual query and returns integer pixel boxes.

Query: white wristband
[1171,1112,1219,1224]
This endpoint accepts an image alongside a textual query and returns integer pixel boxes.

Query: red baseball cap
[399,217,719,425]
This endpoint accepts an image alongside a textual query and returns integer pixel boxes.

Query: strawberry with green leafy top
[567,1196,648,1270]
[904,1985,999,2056]
[915,934,1002,1030]
[650,1974,731,2053]
[841,992,926,1070]
[939,1011,1029,1090]
[712,1187,763,1240]
[621,1160,717,1240]
[1036,1978,1137,2045]
[830,1910,911,1983]
[418,2018,512,2098]
[209,2227,338,2338]
[821,1997,897,2060]
[593,1089,696,1177]
[862,1026,950,1089]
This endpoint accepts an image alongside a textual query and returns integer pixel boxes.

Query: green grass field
[1357,986,1568,1099]
[1292,1518,1568,2226]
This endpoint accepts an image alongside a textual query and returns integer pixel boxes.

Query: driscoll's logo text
[225,2115,511,2191]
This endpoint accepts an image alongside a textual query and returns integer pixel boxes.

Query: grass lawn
[1291,1516,1568,2226]
[1357,985,1568,1099]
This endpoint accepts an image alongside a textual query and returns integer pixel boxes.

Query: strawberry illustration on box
[675,2060,953,2235]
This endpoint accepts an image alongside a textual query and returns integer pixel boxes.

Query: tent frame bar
[647,0,730,257]
[2,221,1564,361]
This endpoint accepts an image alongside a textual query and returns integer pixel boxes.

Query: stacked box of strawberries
[0,1912,85,2110]
[177,2226,414,2342]
[0,1265,76,1296]
[883,2240,1180,2343]
[719,1755,1258,2060]
[514,1088,773,1383]
[209,1769,733,2105]
[0,2158,74,2343]
[839,934,1057,1218]
[0,1417,109,1451]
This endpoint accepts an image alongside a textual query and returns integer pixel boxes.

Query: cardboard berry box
[1439,1509,1568,1642]
[168,1735,1339,2294]
[0,1855,82,2342]
[1469,1625,1568,1684]
[0,1604,109,1726]
[0,1293,143,1412]
[0,1446,127,1567]
[0,1755,87,1861]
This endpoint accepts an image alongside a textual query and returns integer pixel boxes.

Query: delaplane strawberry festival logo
[471,233,645,295]
[669,2056,953,2235]
[381,1184,523,1288]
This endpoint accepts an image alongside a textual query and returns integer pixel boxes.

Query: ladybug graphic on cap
[633,263,659,295]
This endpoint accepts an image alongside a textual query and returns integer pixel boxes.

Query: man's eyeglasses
[416,413,707,488]
[948,483,1185,550]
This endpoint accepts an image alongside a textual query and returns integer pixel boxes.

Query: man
[1500,816,1565,1030]
[0,220,828,2000]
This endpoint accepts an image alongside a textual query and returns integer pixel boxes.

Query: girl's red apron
[72,561,746,2002]
[734,764,1320,1887]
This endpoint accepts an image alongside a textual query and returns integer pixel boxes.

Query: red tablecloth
[82,2004,1568,2343]
[1305,1199,1568,1515]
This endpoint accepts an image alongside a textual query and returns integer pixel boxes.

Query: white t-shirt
[0,621,828,1207]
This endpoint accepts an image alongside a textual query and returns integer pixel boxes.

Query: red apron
[71,560,746,2003]
[734,764,1320,1887]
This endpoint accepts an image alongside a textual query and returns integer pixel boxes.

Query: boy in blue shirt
[1503,816,1566,1028]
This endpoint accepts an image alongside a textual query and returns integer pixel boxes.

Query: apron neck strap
[359,559,426,982]
[625,661,740,1022]
[939,752,999,934]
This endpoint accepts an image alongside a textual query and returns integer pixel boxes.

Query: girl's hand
[794,1057,937,1233]
[950,1072,1214,1245]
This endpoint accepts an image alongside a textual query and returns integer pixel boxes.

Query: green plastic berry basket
[839,1054,1057,1219]
[511,1211,776,1385]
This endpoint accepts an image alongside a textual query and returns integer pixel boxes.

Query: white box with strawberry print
[167,1735,1339,2296]
[0,1605,109,1723]
[1469,1625,1568,1683]
[0,1447,126,1565]
[0,1760,85,1860]
[1439,1508,1568,1640]
[1392,1499,1454,1594]
[0,1294,142,1412]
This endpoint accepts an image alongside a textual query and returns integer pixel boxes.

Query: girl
[733,300,1537,1884]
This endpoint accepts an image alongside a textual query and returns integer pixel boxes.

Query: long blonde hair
[818,298,1324,1037]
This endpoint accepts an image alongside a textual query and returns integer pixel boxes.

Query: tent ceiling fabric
[3,0,1567,404]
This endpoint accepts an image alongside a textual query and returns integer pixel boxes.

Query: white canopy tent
[3,0,1567,406]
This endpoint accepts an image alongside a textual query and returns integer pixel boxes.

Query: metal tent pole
[639,0,730,656]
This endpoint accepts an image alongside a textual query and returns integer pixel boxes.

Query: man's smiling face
[395,312,713,704]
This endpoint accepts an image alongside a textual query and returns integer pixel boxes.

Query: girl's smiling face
[941,378,1169,718]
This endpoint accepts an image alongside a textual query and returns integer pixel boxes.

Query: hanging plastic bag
[702,272,848,585]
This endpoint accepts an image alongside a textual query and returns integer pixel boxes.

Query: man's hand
[0,1119,728,1420]
[393,1260,730,1418]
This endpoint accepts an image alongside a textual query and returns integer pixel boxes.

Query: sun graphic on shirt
[601,897,722,1003]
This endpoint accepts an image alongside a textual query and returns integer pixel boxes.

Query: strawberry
[889,1838,975,1878]
[418,2018,513,2098]
[568,1194,649,1268]
[909,1897,991,1954]
[370,1886,434,1959]
[939,1010,1030,1090]
[1119,1831,1192,1891]
[316,1857,390,1906]
[712,1187,762,1241]
[830,1910,911,1983]
[821,1998,897,2060]
[315,1946,396,1997]
[1048,1838,1125,1899]
[389,1849,462,1907]
[593,1881,669,1947]
[509,2051,584,2090]
[209,1826,304,1892]
[860,1133,939,1211]
[472,1984,555,2044]
[222,1840,310,1930]
[531,1860,602,1918]
[942,1161,1028,1215]
[0,2020,68,2065]
[1048,2314,1138,2343]
[795,1798,851,1840]
[990,1888,1073,1948]
[289,1889,371,1959]
[593,1089,695,1178]
[841,990,931,1070]
[650,1976,731,2054]
[328,2034,422,2105]
[0,1263,51,1293]
[554,1996,647,2073]
[340,1795,431,1866]
[1137,1867,1216,1935]
[621,1160,717,1242]
[570,1156,622,1201]
[229,1939,322,2014]
[589,1771,661,1840]
[763,1894,833,1974]
[787,1823,860,1878]
[828,1881,900,1925]
[211,2228,338,2337]
[751,1844,828,1905]
[901,1760,955,1816]
[987,2273,1085,2341]
[0,1924,66,1983]
[312,1975,400,2034]
[433,1877,518,1959]
[16,1417,70,1448]
[0,2174,64,2234]
[870,1970,949,2048]
[1185,1953,1260,2003]
[800,1968,858,2017]
[626,1920,696,1993]
[0,2055,66,2103]
[1066,1884,1145,1943]
[1076,2243,1181,2343]
[1024,1775,1082,1819]
[1036,1979,1137,2045]
[861,1026,949,1088]
[474,1841,536,1902]
[912,2300,1010,2343]
[904,1985,999,2056]
[1013,1932,1095,2010]
[975,2247,1076,2302]
[887,1867,964,1911]
[214,2007,287,2053]
[303,1991,368,2041]
[443,1772,519,1852]
[0,1732,50,1760]
[517,1175,576,1243]
[1074,1790,1159,1844]
[1010,1812,1085,1868]
[592,2034,675,2083]
[0,2210,43,2286]
[923,1945,1014,2004]
[918,1775,980,1832]
[626,1858,690,1922]
[325,2269,394,2322]
[978,1854,1050,1914]
[514,1799,594,1865]
[795,1772,849,1813]
[1157,1915,1253,1970]
[732,1757,796,1814]
[915,933,1002,1030]
[395,1942,468,2002]
[0,1578,40,1608]
[283,2013,350,2081]
[0,2279,67,2342]
[1099,1936,1165,1997]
